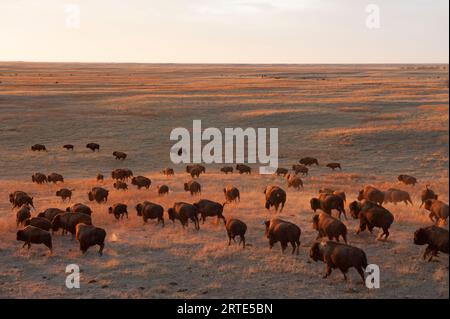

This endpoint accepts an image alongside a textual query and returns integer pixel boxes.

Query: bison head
[349,201,362,219]
[413,228,428,246]
[309,242,323,262]
[167,208,175,221]
[357,190,364,201]
[135,204,143,216]
[88,192,94,201]
[16,230,25,241]
[312,214,320,230]
[310,198,321,212]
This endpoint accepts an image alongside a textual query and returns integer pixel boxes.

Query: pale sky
[0,0,448,63]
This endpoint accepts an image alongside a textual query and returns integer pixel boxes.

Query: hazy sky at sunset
[0,0,448,63]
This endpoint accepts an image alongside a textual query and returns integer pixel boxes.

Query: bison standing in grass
[224,186,240,203]
[135,202,164,225]
[264,186,286,212]
[423,199,449,225]
[358,185,385,206]
[414,226,449,262]
[76,224,106,256]
[349,201,394,240]
[168,202,200,230]
[17,226,52,254]
[264,218,301,255]
[225,219,247,248]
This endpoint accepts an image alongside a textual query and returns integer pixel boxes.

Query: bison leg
[98,243,104,256]
[342,233,348,243]
[356,266,365,284]
[281,242,287,254]
[290,242,296,254]
[227,233,232,246]
[423,246,432,260]
[240,236,245,248]
[323,265,332,279]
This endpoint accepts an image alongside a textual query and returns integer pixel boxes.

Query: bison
[17,226,52,254]
[398,174,417,186]
[420,185,438,207]
[167,202,200,230]
[236,164,251,174]
[86,143,100,152]
[52,212,92,236]
[326,162,342,171]
[383,188,413,206]
[225,219,247,248]
[193,199,226,224]
[358,185,385,206]
[47,173,64,184]
[31,144,47,152]
[220,166,233,174]
[286,174,303,190]
[66,203,92,216]
[24,217,52,231]
[76,223,106,256]
[63,144,74,150]
[223,186,240,203]
[136,202,164,225]
[313,213,347,243]
[32,173,47,184]
[157,185,169,196]
[423,199,449,224]
[56,188,74,201]
[184,181,201,196]
[16,205,31,226]
[108,203,128,220]
[349,201,394,240]
[113,151,127,160]
[414,226,449,262]
[88,187,109,203]
[131,176,151,189]
[264,186,286,212]
[310,194,346,220]
[299,157,319,166]
[264,218,301,254]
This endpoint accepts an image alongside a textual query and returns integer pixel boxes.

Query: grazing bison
[299,157,319,166]
[414,226,449,262]
[184,181,201,196]
[264,218,301,254]
[275,168,289,177]
[47,173,64,184]
[193,199,226,224]
[358,185,385,206]
[225,219,247,248]
[63,144,74,150]
[56,188,73,201]
[157,185,169,196]
[310,194,346,220]
[16,205,31,226]
[223,186,240,203]
[423,199,449,224]
[17,226,52,254]
[162,168,175,176]
[167,202,200,230]
[113,151,127,160]
[9,191,34,209]
[292,164,308,176]
[38,208,65,221]
[313,213,347,243]
[86,143,100,152]
[113,181,128,190]
[236,164,251,174]
[25,217,52,231]
[186,165,206,174]
[76,223,106,256]
[108,203,128,220]
[66,203,92,216]
[286,174,303,190]
[264,186,286,212]
[111,168,133,181]
[96,173,104,182]
[349,201,394,240]
[420,185,438,207]
[220,166,233,174]
[398,174,417,186]
[136,202,164,225]
[32,173,47,184]
[383,188,413,206]
[131,176,151,189]
[326,162,342,171]
[52,212,92,236]
[319,189,346,203]
[309,241,367,283]
[88,187,109,203]
[189,166,203,178]
[31,144,47,152]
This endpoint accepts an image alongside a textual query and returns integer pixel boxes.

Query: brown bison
[398,174,417,186]
[51,212,92,236]
[309,241,367,283]
[326,162,341,170]
[414,226,449,261]
[313,213,347,243]
[88,187,109,203]
[76,223,106,256]
[189,166,203,178]
[349,201,394,240]
[66,203,92,216]
[264,186,286,212]
[423,199,449,224]
[383,188,413,206]
[38,208,65,221]
[16,205,31,226]
[108,203,128,220]
[220,166,233,174]
[86,143,100,152]
[299,157,319,166]
[310,194,346,220]
[47,173,64,184]
[9,191,34,209]
[17,226,52,254]
[56,188,74,201]
[162,168,175,176]
[222,186,239,203]
[264,218,301,254]
[357,185,385,206]
[24,217,52,231]
[186,164,206,174]
[32,173,47,184]
[157,185,169,196]
[167,202,200,230]
[113,151,127,160]
[193,199,226,224]
[319,189,347,203]
[236,164,251,174]
[292,164,308,176]
[275,167,289,177]
[184,181,201,195]
[420,185,438,207]
[286,174,303,190]
[136,202,164,225]
[111,168,133,181]
[31,144,47,152]
[225,219,247,248]
[63,144,74,150]
[131,176,151,189]
[96,173,104,182]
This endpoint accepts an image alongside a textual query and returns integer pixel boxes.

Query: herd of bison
[8,143,449,284]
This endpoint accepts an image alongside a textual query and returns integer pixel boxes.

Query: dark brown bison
[47,173,64,184]
[264,186,286,212]
[264,218,301,254]
[225,219,247,248]
[113,151,127,160]
[292,164,308,176]
[220,166,233,174]
[319,189,347,203]
[9,191,34,209]
[24,217,52,231]
[383,188,413,206]
[31,144,47,152]
[111,168,133,181]
[275,168,289,177]
[16,205,31,226]
[113,181,128,191]
[357,185,385,206]
[186,164,206,174]
[398,174,417,186]
[193,199,226,224]
[108,203,128,220]
[414,226,449,261]
[223,186,240,203]
[286,174,303,190]
[236,164,251,174]
[420,185,438,207]
[52,212,92,236]
[189,166,203,178]
[313,213,347,243]
[32,173,47,184]
[349,201,394,240]
[56,188,73,201]
[326,162,341,170]
[88,187,109,203]
[136,201,164,225]
[63,144,74,150]
[96,173,104,182]
[310,194,346,220]
[299,157,319,166]
[157,185,169,196]
[131,176,151,189]
[86,143,100,152]
[162,168,175,176]
[38,208,65,221]
[309,241,367,283]
[167,202,200,230]
[17,226,52,254]
[66,203,93,216]
[423,199,449,224]
[76,223,106,256]
[184,181,201,195]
